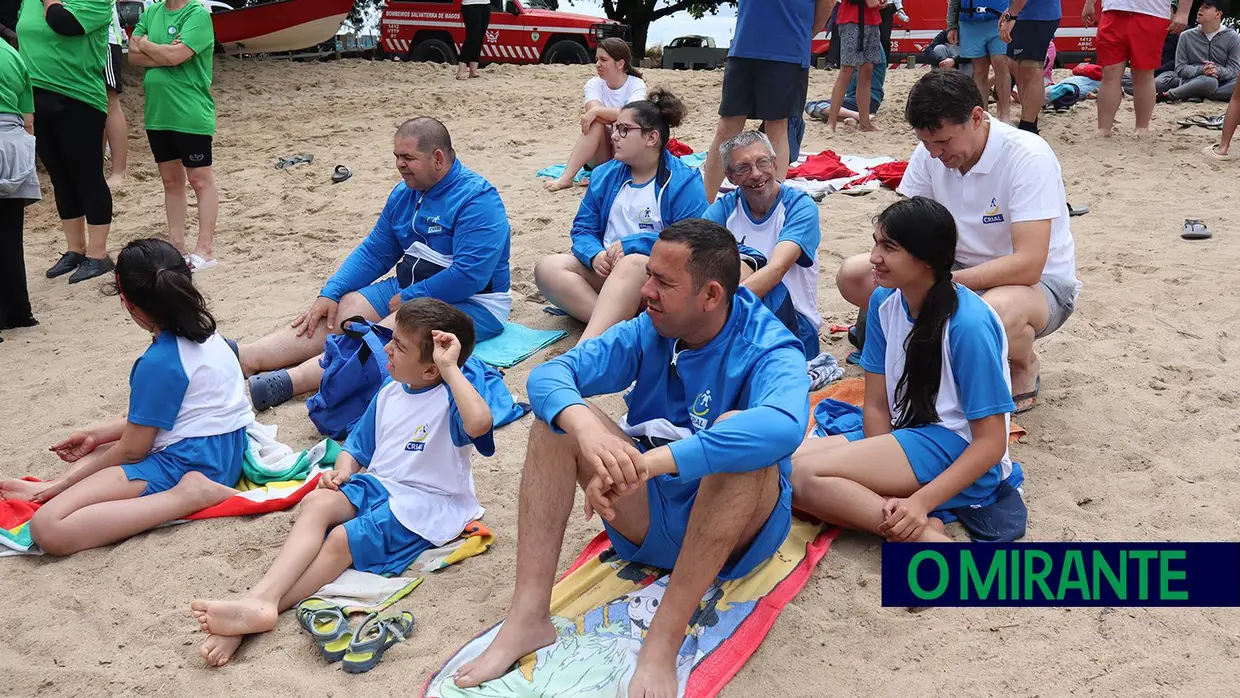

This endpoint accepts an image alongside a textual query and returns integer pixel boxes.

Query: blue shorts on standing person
[959,20,1007,58]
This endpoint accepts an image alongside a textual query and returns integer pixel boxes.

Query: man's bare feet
[201,634,244,667]
[544,177,575,192]
[628,640,680,698]
[190,597,278,637]
[0,478,51,501]
[453,615,558,688]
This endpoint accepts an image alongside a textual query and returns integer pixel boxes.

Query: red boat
[119,0,355,54]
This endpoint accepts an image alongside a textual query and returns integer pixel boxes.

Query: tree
[584,1,735,58]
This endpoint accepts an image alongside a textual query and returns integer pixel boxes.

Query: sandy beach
[3,56,1240,695]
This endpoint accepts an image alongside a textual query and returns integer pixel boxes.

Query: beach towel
[537,153,708,183]
[422,519,836,697]
[786,150,857,180]
[721,153,898,198]
[666,138,694,157]
[474,323,568,369]
[314,570,425,615]
[842,160,908,191]
[411,520,495,573]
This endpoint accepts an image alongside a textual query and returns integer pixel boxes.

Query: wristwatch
[1001,11,1017,22]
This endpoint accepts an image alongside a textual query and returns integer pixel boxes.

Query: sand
[3,57,1239,696]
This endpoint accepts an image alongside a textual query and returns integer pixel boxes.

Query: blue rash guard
[319,159,512,340]
[527,288,810,579]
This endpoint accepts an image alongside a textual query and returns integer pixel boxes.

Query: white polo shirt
[898,117,1081,300]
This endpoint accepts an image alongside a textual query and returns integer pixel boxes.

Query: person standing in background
[1,0,18,47]
[128,0,219,271]
[457,0,490,80]
[0,36,39,342]
[103,3,127,187]
[999,0,1062,133]
[17,0,116,284]
[951,0,1013,122]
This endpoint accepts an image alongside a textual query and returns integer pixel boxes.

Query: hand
[998,17,1015,43]
[576,426,645,491]
[318,469,351,490]
[388,293,403,315]
[430,330,461,369]
[50,431,98,462]
[580,108,597,135]
[947,29,958,45]
[584,474,619,521]
[1205,63,1219,77]
[30,481,67,504]
[879,496,932,542]
[1168,11,1189,34]
[604,241,624,267]
[290,296,339,338]
[1081,4,1095,26]
[592,251,614,278]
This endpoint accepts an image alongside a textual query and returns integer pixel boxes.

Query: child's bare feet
[454,615,558,687]
[543,176,575,192]
[201,634,244,667]
[174,471,237,510]
[190,597,278,637]
[0,478,50,501]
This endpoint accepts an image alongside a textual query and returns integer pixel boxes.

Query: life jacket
[958,0,1009,23]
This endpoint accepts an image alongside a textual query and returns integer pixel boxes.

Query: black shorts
[1007,18,1059,64]
[147,130,213,168]
[104,43,122,94]
[719,57,810,121]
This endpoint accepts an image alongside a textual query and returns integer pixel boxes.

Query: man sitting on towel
[238,117,512,410]
[835,70,1080,414]
[453,219,809,696]
[704,130,822,360]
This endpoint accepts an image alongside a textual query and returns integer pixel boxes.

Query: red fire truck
[379,0,630,64]
[812,0,1097,65]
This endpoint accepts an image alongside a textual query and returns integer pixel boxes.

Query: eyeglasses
[727,157,776,178]
[614,122,651,139]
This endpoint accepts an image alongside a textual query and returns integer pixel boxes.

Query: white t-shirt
[584,75,648,110]
[1101,0,1172,19]
[898,117,1081,299]
[343,379,492,546]
[603,177,663,246]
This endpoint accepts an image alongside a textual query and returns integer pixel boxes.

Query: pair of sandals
[296,597,415,673]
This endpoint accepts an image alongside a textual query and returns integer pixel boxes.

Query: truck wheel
[411,38,457,65]
[544,39,589,64]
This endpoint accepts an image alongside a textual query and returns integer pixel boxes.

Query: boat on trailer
[118,0,355,55]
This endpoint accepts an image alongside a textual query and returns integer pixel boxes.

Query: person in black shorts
[999,0,1062,133]
[104,10,127,187]
[702,0,832,202]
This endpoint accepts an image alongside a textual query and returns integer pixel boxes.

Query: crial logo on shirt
[689,390,711,430]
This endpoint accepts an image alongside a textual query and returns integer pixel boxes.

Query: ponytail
[624,87,686,150]
[106,239,218,343]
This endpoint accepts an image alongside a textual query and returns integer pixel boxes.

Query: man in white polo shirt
[836,69,1080,413]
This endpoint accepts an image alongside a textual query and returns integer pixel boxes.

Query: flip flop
[341,611,415,674]
[1182,218,1212,240]
[296,597,352,662]
[275,154,314,169]
[1203,144,1233,161]
[1068,203,1090,217]
[247,370,294,411]
[1176,114,1225,130]
[331,165,352,184]
[187,253,217,273]
[1013,376,1040,415]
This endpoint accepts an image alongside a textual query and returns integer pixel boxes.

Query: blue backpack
[307,316,529,440]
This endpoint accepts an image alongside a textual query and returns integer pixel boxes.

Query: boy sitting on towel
[190,298,496,667]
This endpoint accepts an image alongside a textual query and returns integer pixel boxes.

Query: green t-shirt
[0,39,34,116]
[15,0,113,113]
[134,1,215,135]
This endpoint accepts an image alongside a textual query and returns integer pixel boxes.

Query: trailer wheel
[411,38,457,65]
[544,39,590,64]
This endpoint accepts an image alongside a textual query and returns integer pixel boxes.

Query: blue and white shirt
[320,159,513,325]
[343,376,496,546]
[603,177,664,246]
[860,285,1017,479]
[527,288,809,484]
[127,331,254,454]
[704,185,822,331]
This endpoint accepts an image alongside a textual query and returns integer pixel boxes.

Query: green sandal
[341,611,415,674]
[296,597,351,662]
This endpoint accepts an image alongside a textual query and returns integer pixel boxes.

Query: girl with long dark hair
[0,239,254,555]
[791,197,1027,543]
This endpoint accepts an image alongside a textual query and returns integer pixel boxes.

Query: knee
[713,117,745,141]
[836,255,874,305]
[533,254,571,291]
[322,525,351,556]
[29,509,71,556]
[296,488,340,519]
[160,169,185,190]
[611,253,648,278]
[186,167,215,191]
[336,292,376,328]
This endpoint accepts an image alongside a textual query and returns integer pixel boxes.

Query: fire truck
[379,0,631,64]
[812,0,1097,66]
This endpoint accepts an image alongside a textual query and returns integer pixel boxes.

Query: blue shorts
[354,277,505,342]
[339,473,435,575]
[793,312,821,361]
[959,20,1007,59]
[602,441,793,581]
[122,428,247,496]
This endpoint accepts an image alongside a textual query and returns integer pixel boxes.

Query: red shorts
[1095,10,1168,71]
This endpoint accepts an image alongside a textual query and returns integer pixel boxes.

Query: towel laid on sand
[721,153,899,197]
[474,323,568,369]
[1,425,337,556]
[422,519,836,697]
[537,152,708,184]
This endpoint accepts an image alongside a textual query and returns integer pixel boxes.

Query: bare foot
[1133,127,1152,139]
[173,471,237,510]
[543,177,574,192]
[628,641,680,698]
[1012,353,1040,413]
[859,121,880,132]
[0,478,50,501]
[201,634,244,667]
[105,173,126,188]
[454,615,558,688]
[1095,128,1113,138]
[843,117,858,127]
[190,597,278,637]
[825,119,838,132]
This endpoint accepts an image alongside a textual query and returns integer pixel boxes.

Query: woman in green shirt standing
[0,38,39,341]
[16,0,115,284]
[129,0,217,271]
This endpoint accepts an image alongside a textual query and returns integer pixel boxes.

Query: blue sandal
[341,611,415,674]
[296,597,352,662]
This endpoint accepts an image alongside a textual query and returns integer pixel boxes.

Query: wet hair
[873,197,960,429]
[719,130,775,171]
[393,297,476,368]
[598,37,642,78]
[657,218,740,298]
[105,238,217,343]
[905,69,985,133]
[395,117,455,160]
[623,87,686,150]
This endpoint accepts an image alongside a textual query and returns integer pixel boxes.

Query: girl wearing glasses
[535,88,707,344]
